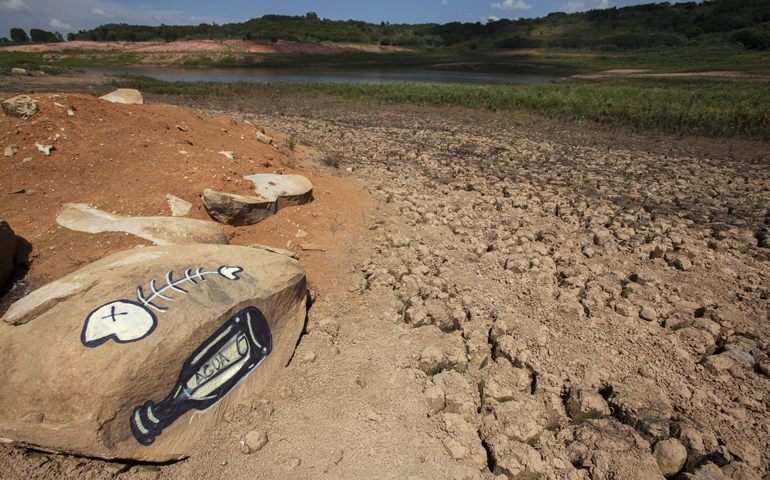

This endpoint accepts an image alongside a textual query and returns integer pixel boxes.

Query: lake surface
[82,66,554,85]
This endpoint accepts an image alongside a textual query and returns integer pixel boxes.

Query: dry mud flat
[1,84,770,480]
[206,98,770,479]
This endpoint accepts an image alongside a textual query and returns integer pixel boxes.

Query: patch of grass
[285,134,297,151]
[116,72,770,141]
[329,213,346,236]
[67,254,103,267]
[323,154,341,168]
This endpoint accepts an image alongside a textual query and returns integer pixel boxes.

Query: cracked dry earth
[2,81,770,480]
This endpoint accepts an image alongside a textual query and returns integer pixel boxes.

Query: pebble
[241,430,268,454]
[653,438,687,477]
[639,305,657,321]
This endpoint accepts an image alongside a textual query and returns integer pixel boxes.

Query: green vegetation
[116,74,770,141]
[0,51,66,75]
[64,0,770,52]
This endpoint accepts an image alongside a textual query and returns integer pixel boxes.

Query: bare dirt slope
[1,74,769,480]
[1,39,412,55]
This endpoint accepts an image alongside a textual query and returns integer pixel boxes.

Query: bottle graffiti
[130,306,272,446]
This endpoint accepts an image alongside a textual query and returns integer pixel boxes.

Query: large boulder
[1,94,37,119]
[0,245,307,462]
[203,174,313,226]
[0,217,18,287]
[99,89,144,105]
[56,203,228,245]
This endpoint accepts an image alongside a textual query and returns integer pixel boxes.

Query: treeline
[26,0,770,51]
[0,28,63,44]
[65,13,446,47]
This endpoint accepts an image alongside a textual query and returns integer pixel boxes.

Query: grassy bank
[118,75,770,141]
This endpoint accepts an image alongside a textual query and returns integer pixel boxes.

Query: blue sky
[1,0,683,39]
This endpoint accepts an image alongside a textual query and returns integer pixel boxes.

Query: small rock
[639,364,656,379]
[242,430,268,454]
[286,457,301,469]
[615,299,638,317]
[4,144,17,157]
[35,143,54,156]
[165,194,192,217]
[565,387,611,420]
[255,131,273,145]
[1,94,37,119]
[219,151,235,160]
[654,438,688,477]
[443,436,467,460]
[640,305,658,322]
[301,351,316,363]
[449,465,481,480]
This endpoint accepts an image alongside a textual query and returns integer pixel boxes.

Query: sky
[1,0,686,39]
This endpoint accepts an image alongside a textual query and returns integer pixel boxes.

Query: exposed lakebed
[80,66,555,85]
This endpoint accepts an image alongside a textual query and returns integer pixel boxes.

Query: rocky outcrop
[0,245,307,462]
[56,203,228,245]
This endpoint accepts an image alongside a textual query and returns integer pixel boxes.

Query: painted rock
[99,89,144,105]
[203,174,313,226]
[0,245,307,462]
[57,203,228,245]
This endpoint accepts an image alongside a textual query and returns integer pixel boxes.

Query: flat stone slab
[0,245,307,462]
[99,89,144,105]
[203,174,313,226]
[57,203,228,245]
[244,174,313,210]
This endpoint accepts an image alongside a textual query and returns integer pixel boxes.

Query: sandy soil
[0,73,769,480]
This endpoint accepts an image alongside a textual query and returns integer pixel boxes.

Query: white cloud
[488,15,500,21]
[441,0,449,5]
[490,0,532,11]
[0,0,33,12]
[49,18,71,30]
[90,8,115,19]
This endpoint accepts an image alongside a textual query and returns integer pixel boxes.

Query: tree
[10,28,28,43]
[30,29,60,43]
[306,12,318,21]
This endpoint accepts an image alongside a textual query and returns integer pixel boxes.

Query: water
[81,66,554,85]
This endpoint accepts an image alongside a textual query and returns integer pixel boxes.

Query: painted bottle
[130,305,272,446]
